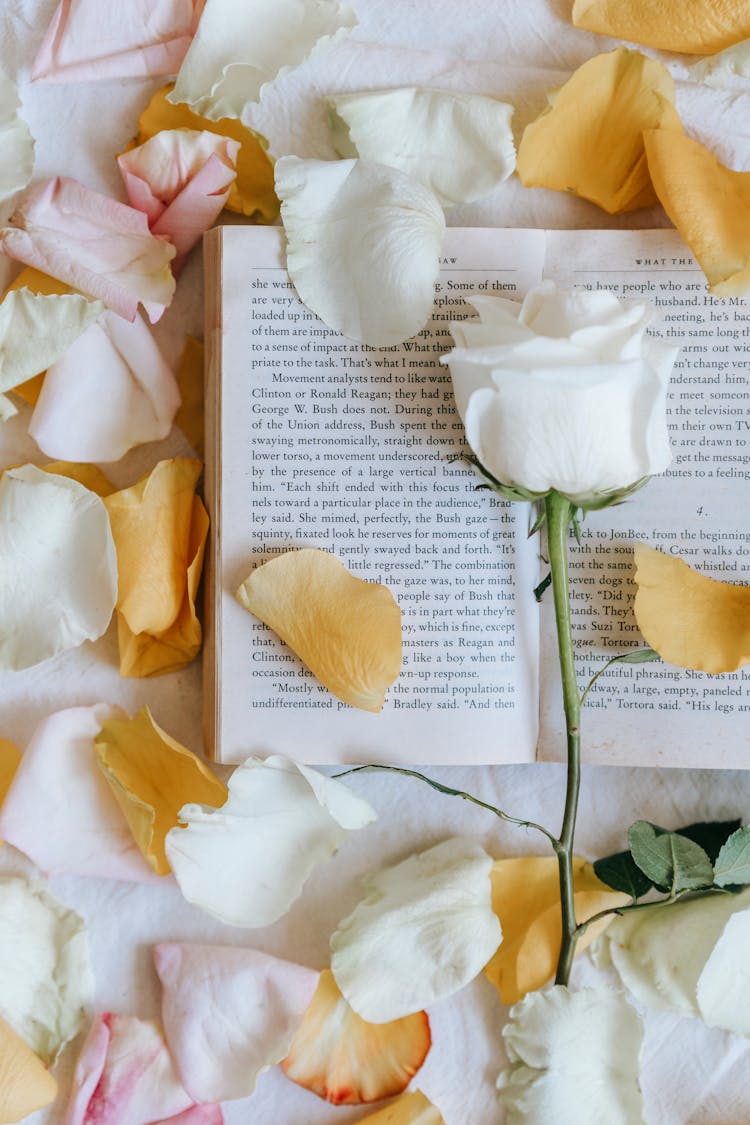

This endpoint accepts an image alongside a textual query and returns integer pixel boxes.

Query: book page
[538,229,750,769]
[211,226,545,764]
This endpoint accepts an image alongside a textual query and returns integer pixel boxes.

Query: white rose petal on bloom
[0,70,33,209]
[330,837,501,1023]
[497,987,645,1124]
[276,156,445,346]
[0,466,117,670]
[330,88,515,207]
[0,288,103,394]
[165,755,376,927]
[443,282,678,503]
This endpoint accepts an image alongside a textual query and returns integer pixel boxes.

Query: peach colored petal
[40,460,115,497]
[236,548,402,712]
[94,706,226,876]
[175,335,204,454]
[0,1015,57,1122]
[572,0,750,55]
[359,1091,445,1124]
[517,48,682,215]
[0,739,20,809]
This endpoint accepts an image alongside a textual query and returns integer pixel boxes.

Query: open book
[204,225,750,769]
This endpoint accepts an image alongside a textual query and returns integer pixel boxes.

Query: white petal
[330,88,515,207]
[170,0,357,120]
[0,466,117,669]
[165,754,376,927]
[0,705,159,883]
[0,877,93,1064]
[0,70,33,207]
[28,312,181,462]
[0,394,17,420]
[690,39,750,87]
[0,288,103,393]
[155,942,319,1102]
[276,156,445,346]
[696,905,750,1035]
[497,987,645,1125]
[330,838,501,1023]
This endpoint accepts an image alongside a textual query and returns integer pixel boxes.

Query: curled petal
[175,335,204,454]
[276,156,445,346]
[41,460,114,497]
[572,0,750,55]
[0,70,33,207]
[330,838,501,1023]
[517,48,681,215]
[282,968,431,1105]
[0,465,117,670]
[0,287,102,394]
[236,547,402,712]
[0,1015,57,1122]
[690,39,750,86]
[359,1092,445,1124]
[155,942,319,1102]
[165,754,376,927]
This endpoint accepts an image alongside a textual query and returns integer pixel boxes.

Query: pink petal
[32,0,206,83]
[0,178,176,323]
[154,1109,224,1125]
[152,154,236,270]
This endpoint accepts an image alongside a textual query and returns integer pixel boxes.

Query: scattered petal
[3,267,74,405]
[276,156,445,346]
[134,84,278,219]
[28,311,180,462]
[175,335,204,453]
[41,459,115,497]
[94,706,226,876]
[497,987,645,1124]
[103,457,208,676]
[516,48,681,215]
[695,906,750,1035]
[572,0,750,55]
[0,739,20,809]
[282,968,431,1105]
[0,1015,57,1122]
[155,942,319,1102]
[155,1109,224,1125]
[644,128,750,296]
[170,0,357,120]
[236,547,402,711]
[0,877,93,1064]
[691,37,750,86]
[32,0,204,82]
[330,838,501,1023]
[484,857,628,1004]
[358,1092,445,1124]
[0,70,34,207]
[0,465,117,670]
[0,178,176,323]
[0,286,102,394]
[330,88,515,207]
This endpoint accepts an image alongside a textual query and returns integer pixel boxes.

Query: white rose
[442,282,678,505]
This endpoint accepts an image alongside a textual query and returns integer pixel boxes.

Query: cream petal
[0,70,33,207]
[690,38,750,86]
[276,156,445,346]
[0,288,103,393]
[0,394,17,420]
[696,907,750,1035]
[330,838,501,1023]
[165,754,376,927]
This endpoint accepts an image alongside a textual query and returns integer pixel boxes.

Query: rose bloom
[442,283,678,505]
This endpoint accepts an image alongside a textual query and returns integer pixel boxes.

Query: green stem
[545,492,582,986]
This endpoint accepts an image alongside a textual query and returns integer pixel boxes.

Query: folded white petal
[165,754,376,927]
[0,70,33,207]
[330,837,501,1023]
[0,288,103,393]
[330,88,515,207]
[29,311,181,461]
[155,942,319,1102]
[696,907,750,1035]
[690,39,750,87]
[0,877,93,1064]
[276,156,445,346]
[0,465,118,670]
[170,0,357,120]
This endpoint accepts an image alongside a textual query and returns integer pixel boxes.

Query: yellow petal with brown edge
[94,706,227,876]
[0,1014,57,1121]
[572,0,750,56]
[634,543,750,673]
[484,856,628,1005]
[359,1091,445,1124]
[134,83,279,221]
[644,129,750,297]
[4,267,71,405]
[236,548,402,712]
[517,48,682,215]
[282,969,430,1105]
[175,335,204,456]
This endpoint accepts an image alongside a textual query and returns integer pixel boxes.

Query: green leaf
[593,850,653,899]
[714,826,750,887]
[611,648,660,666]
[533,572,552,602]
[629,821,714,893]
[677,819,741,864]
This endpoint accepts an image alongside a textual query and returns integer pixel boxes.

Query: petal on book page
[571,0,750,54]
[0,70,34,207]
[0,287,102,394]
[275,156,445,346]
[236,547,403,711]
[0,1015,57,1121]
[358,1092,445,1124]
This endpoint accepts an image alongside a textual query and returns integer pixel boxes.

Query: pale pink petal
[32,0,205,83]
[154,1109,224,1125]
[152,153,237,269]
[0,705,161,884]
[29,311,181,462]
[155,942,319,1103]
[0,178,176,323]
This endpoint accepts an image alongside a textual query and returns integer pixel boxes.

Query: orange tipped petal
[0,1015,57,1121]
[282,969,431,1105]
[359,1091,445,1124]
[572,0,750,54]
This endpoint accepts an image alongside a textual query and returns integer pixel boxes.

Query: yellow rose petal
[359,1091,444,1124]
[0,1015,57,1121]
[236,548,402,712]
[0,739,20,811]
[134,84,279,221]
[41,461,115,498]
[644,129,750,296]
[175,335,204,455]
[572,0,750,55]
[4,267,72,404]
[517,48,682,215]
[634,543,750,673]
[484,856,628,1005]
[94,706,227,876]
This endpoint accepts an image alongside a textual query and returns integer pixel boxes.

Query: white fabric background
[1,0,750,1121]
